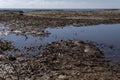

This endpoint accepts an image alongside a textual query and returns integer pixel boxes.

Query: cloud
[0,0,120,9]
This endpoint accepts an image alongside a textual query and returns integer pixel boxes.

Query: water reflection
[0,24,120,62]
[45,24,120,63]
[0,25,10,35]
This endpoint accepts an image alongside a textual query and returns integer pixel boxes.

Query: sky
[0,0,120,9]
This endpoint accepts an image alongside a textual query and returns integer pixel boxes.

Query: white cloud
[0,0,119,9]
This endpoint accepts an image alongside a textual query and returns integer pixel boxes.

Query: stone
[0,55,6,60]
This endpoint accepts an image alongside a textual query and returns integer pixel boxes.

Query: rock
[0,77,5,80]
[13,30,21,33]
[17,57,26,62]
[0,55,6,60]
[57,75,69,80]
[8,55,17,61]
[25,77,31,80]
[84,46,92,53]
[0,39,15,53]
[40,75,50,80]
[58,75,66,79]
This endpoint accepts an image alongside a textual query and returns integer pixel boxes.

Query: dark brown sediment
[0,40,120,80]
[1,10,120,35]
[0,39,16,54]
[0,10,120,80]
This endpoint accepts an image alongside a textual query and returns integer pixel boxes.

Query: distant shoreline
[1,9,120,36]
[0,8,120,12]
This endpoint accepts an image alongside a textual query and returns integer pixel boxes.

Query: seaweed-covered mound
[40,40,120,80]
[0,40,120,80]
[0,39,14,54]
[1,10,120,36]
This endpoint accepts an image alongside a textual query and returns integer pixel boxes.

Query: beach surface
[0,10,120,80]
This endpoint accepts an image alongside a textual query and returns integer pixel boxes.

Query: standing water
[0,24,120,63]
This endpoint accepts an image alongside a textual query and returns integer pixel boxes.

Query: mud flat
[0,10,120,36]
[0,40,120,80]
[0,39,16,54]
[0,10,120,80]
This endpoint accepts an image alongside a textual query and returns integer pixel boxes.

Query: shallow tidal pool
[0,24,120,63]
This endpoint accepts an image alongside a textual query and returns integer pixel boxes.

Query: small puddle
[0,24,120,63]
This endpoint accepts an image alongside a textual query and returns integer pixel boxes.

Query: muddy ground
[0,39,16,54]
[1,10,120,35]
[0,10,120,80]
[0,40,120,80]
